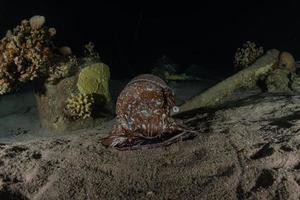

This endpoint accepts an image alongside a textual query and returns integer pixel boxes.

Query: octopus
[102,74,198,150]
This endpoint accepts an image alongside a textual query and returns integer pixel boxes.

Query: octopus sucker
[102,74,198,150]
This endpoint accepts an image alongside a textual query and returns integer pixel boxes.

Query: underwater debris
[234,41,264,70]
[65,93,94,120]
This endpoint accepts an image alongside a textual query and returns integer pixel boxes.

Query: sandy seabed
[0,81,299,200]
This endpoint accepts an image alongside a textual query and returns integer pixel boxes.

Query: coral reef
[234,41,264,70]
[84,42,100,59]
[0,15,77,95]
[0,15,55,94]
[46,56,78,84]
[77,62,111,103]
[0,15,112,130]
[64,93,94,120]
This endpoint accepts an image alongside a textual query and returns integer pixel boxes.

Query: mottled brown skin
[102,74,195,149]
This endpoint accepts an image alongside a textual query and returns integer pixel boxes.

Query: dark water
[1,2,300,79]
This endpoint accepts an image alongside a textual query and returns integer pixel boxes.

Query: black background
[1,1,300,79]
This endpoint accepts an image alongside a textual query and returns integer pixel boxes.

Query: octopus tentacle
[115,130,198,151]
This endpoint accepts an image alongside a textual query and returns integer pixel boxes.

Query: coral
[178,49,280,114]
[234,41,264,70]
[0,79,11,95]
[29,15,46,30]
[265,69,292,92]
[65,93,94,120]
[0,15,55,94]
[264,51,296,92]
[0,15,77,94]
[278,51,296,71]
[84,42,100,59]
[46,56,78,84]
[48,28,56,36]
[151,55,178,81]
[58,46,72,56]
[291,73,300,91]
[77,62,111,103]
[80,42,101,65]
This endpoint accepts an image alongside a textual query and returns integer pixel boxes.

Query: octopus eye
[172,106,179,113]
